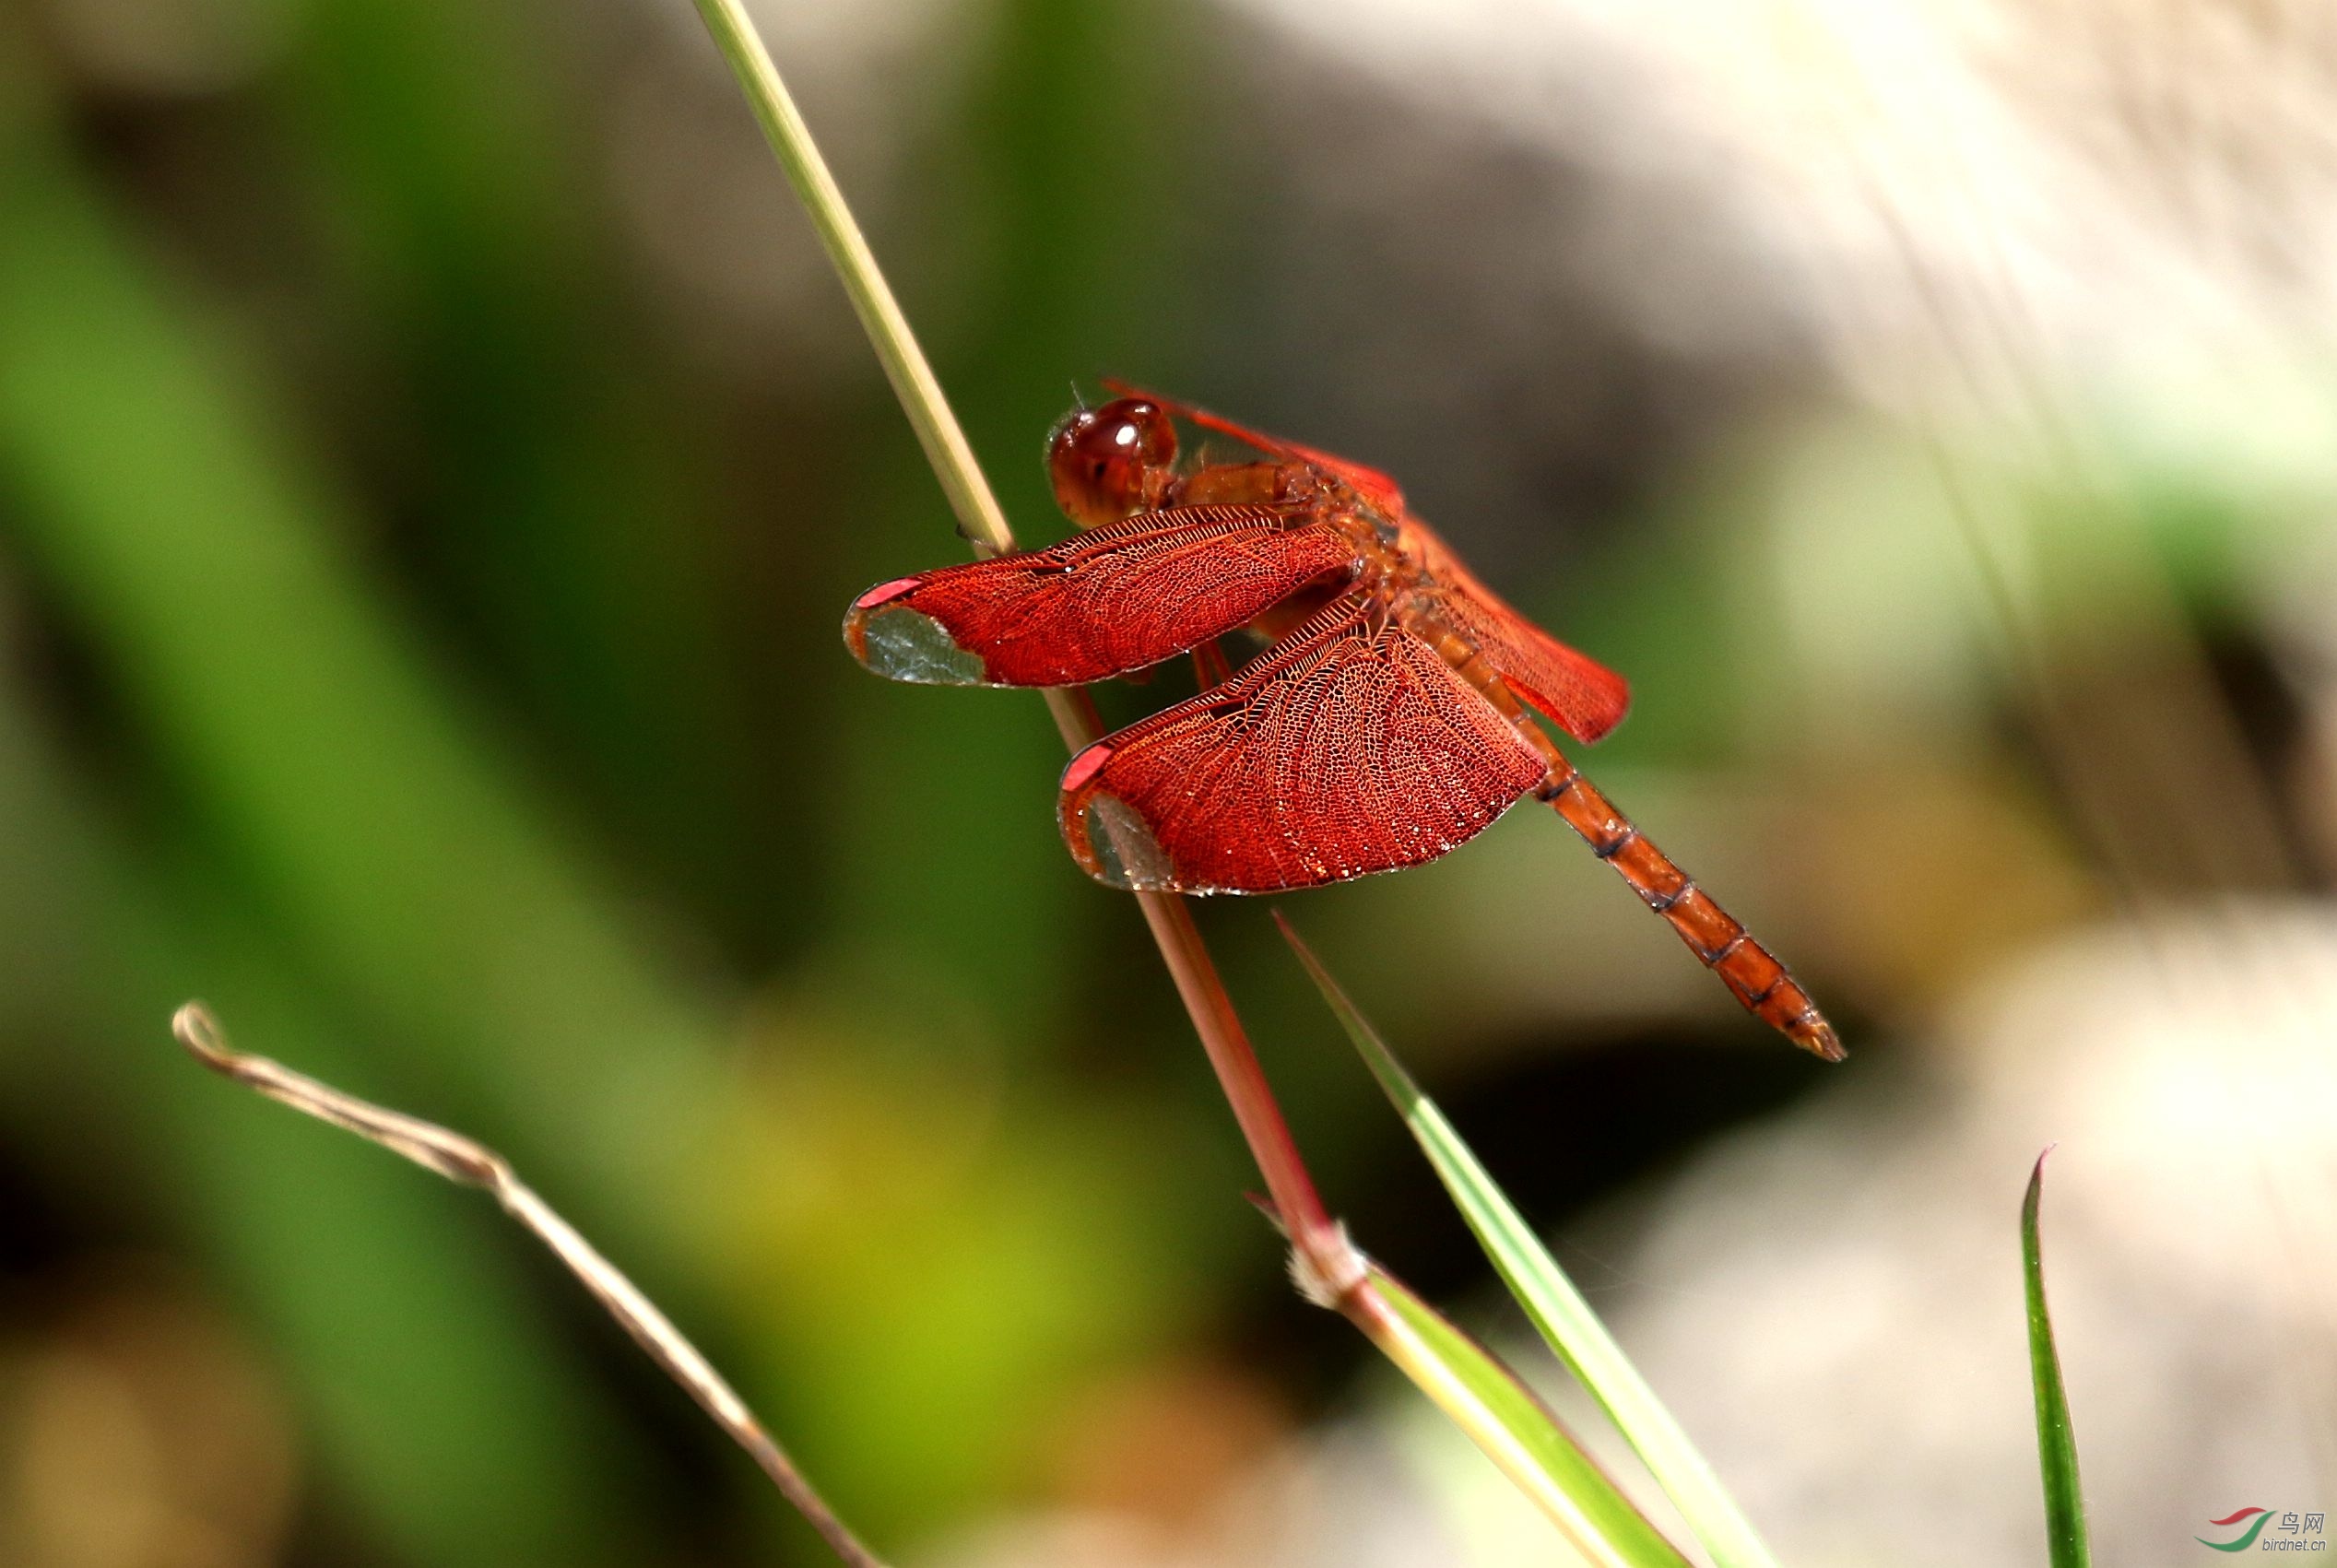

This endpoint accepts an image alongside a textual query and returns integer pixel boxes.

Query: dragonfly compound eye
[1047,397,1176,525]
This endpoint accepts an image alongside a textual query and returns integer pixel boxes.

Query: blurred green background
[3,0,2333,1563]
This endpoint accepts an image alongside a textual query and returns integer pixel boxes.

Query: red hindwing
[1058,594,1549,892]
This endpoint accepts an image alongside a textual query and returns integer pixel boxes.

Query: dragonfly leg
[1191,638,1234,690]
[1534,762,1845,1061]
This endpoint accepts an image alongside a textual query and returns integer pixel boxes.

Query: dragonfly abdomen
[1537,764,1845,1061]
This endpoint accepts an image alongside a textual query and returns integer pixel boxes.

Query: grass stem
[1280,912,1779,1568]
[680,0,1344,1271]
[172,1003,888,1568]
[678,14,1683,1554]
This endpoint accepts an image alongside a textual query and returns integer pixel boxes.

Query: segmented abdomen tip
[1800,1019,1848,1063]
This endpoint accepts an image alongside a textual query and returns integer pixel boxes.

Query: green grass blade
[1280,914,1783,1568]
[1363,1264,1689,1568]
[2024,1148,2091,1567]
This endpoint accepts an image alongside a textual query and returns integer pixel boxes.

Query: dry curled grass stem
[171,1001,889,1568]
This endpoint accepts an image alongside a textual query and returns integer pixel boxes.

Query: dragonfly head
[1047,396,1175,525]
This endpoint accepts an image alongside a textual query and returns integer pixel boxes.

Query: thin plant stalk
[1246,1198,1684,1565]
[1280,912,1781,1568]
[1357,1267,1688,1568]
[678,11,1702,1555]
[171,1003,889,1568]
[679,0,1342,1269]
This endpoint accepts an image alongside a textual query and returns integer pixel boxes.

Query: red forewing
[843,503,1357,687]
[1101,381,1409,518]
[1401,517,1630,743]
[1059,595,1549,892]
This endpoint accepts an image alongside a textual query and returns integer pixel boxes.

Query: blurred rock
[1226,0,2337,396]
[1571,901,2337,1565]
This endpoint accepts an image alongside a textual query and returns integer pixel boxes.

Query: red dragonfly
[844,388,1842,1060]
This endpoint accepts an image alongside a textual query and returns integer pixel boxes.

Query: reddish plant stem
[684,0,1359,1301]
[1133,892,1340,1251]
[1041,690,1351,1281]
